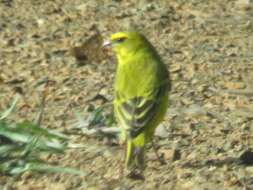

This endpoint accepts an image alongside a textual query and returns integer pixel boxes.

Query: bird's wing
[116,83,166,138]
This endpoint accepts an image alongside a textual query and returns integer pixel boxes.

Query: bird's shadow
[180,155,253,169]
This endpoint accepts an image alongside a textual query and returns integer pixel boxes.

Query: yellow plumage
[105,31,170,175]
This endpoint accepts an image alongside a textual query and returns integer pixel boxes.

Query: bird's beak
[102,40,111,48]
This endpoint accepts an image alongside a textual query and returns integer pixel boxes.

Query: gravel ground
[0,0,253,189]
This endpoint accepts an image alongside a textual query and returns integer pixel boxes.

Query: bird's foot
[151,141,166,165]
[126,170,145,180]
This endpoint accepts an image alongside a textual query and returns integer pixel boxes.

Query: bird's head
[103,31,148,59]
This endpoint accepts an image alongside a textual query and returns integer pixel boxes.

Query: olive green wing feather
[116,82,167,138]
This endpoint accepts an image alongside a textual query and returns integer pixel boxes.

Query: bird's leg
[151,140,166,165]
[118,141,125,179]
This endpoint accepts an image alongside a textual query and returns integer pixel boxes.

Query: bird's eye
[115,37,127,43]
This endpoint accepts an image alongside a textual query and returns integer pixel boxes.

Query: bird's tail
[125,134,146,171]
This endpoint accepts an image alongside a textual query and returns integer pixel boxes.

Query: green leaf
[89,107,104,126]
[0,121,66,153]
[10,163,87,176]
[0,96,84,177]
[0,126,32,143]
[0,145,21,156]
[0,94,20,120]
[16,121,68,140]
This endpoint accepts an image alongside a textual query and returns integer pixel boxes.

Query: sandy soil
[0,0,253,189]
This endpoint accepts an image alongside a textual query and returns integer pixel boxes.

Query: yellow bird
[104,31,170,176]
